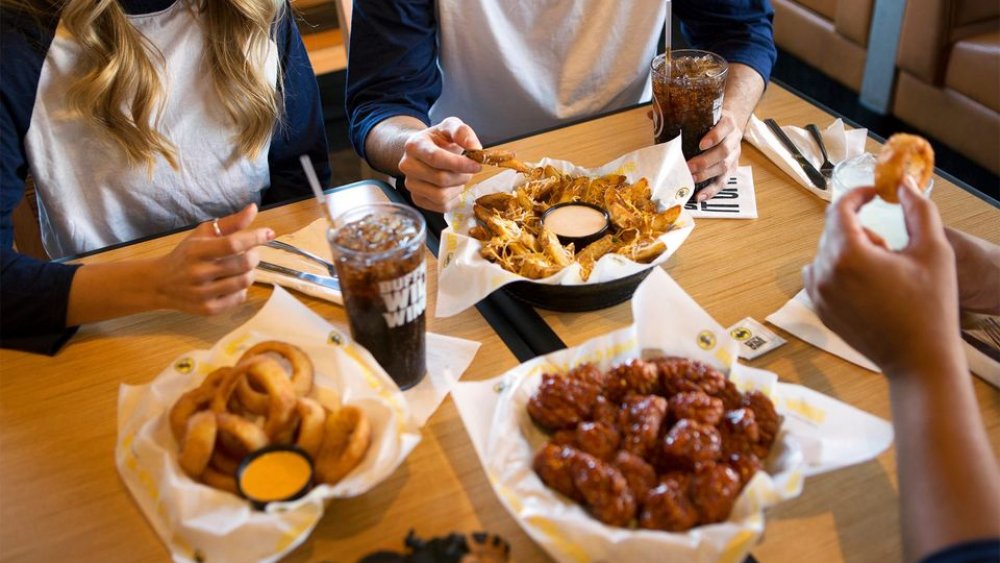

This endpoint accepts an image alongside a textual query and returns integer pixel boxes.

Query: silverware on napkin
[805,123,835,179]
[257,261,340,292]
[266,240,337,276]
[764,118,828,190]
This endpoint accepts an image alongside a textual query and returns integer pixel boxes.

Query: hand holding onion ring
[874,133,934,203]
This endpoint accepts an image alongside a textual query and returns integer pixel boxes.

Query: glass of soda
[831,153,934,251]
[328,203,427,389]
[651,49,729,192]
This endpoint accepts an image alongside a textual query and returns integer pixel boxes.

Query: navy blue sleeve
[675,0,777,84]
[1,8,81,353]
[920,539,1000,563]
[265,2,331,204]
[345,0,439,162]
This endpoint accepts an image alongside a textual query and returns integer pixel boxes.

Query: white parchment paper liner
[436,139,696,317]
[452,269,893,562]
[116,287,422,563]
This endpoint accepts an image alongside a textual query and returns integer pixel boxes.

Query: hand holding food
[874,133,934,203]
[151,203,274,316]
[168,341,372,503]
[399,116,484,212]
[468,149,682,281]
[528,356,781,531]
[803,183,961,375]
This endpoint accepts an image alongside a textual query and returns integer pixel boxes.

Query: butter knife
[764,118,827,190]
[257,261,340,292]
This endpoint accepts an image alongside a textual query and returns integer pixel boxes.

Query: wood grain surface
[466,84,1000,563]
[1,84,996,563]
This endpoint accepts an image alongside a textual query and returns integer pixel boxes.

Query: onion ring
[178,411,217,478]
[294,398,327,458]
[210,450,241,476]
[201,467,238,494]
[216,412,269,456]
[169,367,231,443]
[213,357,297,442]
[315,406,371,486]
[237,341,314,397]
[874,133,934,203]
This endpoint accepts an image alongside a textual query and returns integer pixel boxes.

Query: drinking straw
[299,154,336,227]
[664,0,672,57]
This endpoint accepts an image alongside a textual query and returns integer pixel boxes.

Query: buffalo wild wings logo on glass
[379,263,427,328]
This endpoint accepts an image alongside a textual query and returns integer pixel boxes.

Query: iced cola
[328,203,427,389]
[651,50,728,191]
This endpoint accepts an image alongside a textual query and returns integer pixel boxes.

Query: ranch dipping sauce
[543,204,609,238]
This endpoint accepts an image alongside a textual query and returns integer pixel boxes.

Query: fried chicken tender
[571,451,637,527]
[619,394,668,459]
[574,421,621,461]
[653,357,727,397]
[669,391,724,426]
[527,371,602,431]
[533,443,583,502]
[605,359,660,402]
[613,450,658,504]
[743,390,781,451]
[719,407,762,458]
[660,419,722,471]
[591,395,620,427]
[639,480,699,532]
[725,452,763,488]
[716,379,745,411]
[691,463,742,524]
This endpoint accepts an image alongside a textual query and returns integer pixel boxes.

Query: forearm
[363,115,428,177]
[945,227,1000,314]
[723,63,766,133]
[66,260,163,326]
[888,348,1000,562]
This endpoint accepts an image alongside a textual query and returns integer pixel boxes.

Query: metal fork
[805,123,835,179]
[265,240,337,276]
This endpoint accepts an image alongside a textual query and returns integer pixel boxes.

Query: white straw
[664,0,672,54]
[299,154,335,226]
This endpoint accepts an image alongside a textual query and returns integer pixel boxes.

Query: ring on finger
[211,218,223,238]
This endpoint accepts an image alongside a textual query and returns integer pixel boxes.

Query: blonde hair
[51,0,283,169]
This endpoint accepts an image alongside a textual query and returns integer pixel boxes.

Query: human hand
[944,227,1000,315]
[399,116,483,212]
[802,180,962,375]
[151,203,274,315]
[687,109,743,202]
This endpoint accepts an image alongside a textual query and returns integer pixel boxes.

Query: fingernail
[699,139,711,150]
[265,229,275,240]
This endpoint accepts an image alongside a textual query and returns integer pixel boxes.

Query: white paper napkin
[116,287,479,562]
[767,290,1000,388]
[256,218,341,304]
[437,139,697,317]
[684,165,758,219]
[452,269,892,563]
[744,116,868,201]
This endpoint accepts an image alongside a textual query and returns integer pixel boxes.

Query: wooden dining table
[1,82,997,562]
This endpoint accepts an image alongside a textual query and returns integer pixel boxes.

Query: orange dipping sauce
[239,449,313,503]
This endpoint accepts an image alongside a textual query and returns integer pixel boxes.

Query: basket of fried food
[438,142,695,315]
[528,357,780,532]
[116,300,420,563]
[170,341,372,497]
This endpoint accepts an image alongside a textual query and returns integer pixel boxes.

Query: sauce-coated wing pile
[528,357,781,531]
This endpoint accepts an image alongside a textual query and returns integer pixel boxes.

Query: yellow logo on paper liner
[730,327,752,341]
[697,330,717,350]
[173,357,195,374]
[223,333,252,357]
[780,397,827,425]
[610,161,638,177]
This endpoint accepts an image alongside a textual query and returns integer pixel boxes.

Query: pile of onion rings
[169,341,372,494]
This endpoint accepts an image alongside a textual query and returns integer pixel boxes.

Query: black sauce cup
[541,202,611,250]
